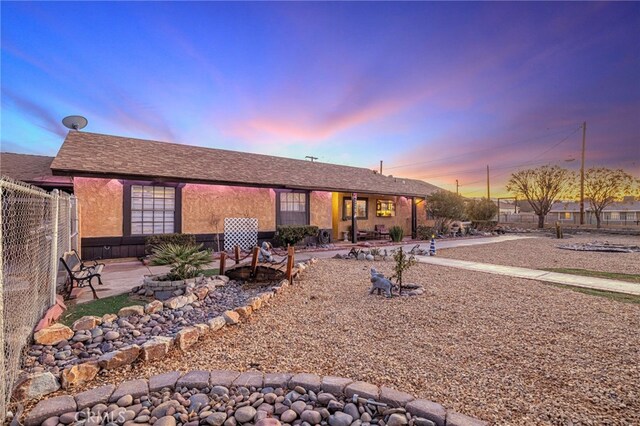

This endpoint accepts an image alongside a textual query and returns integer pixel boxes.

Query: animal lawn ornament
[259,241,275,262]
[369,267,397,298]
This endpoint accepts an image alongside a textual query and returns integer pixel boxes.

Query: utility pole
[579,121,587,225]
[486,165,490,200]
[455,179,459,195]
[379,160,383,174]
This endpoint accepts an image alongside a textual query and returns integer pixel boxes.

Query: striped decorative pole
[429,235,436,256]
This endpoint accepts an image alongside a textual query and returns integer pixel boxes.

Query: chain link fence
[0,176,78,421]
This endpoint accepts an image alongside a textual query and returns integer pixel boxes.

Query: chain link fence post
[0,185,6,421]
[50,189,60,307]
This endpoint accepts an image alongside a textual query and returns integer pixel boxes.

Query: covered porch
[331,191,427,243]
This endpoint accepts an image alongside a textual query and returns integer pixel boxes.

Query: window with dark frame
[376,199,396,217]
[130,185,176,235]
[342,197,368,220]
[279,192,307,212]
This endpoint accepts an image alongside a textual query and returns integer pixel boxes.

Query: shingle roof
[51,131,441,197]
[0,152,73,187]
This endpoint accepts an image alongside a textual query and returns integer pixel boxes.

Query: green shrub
[150,243,212,280]
[465,198,498,221]
[389,226,404,242]
[416,225,435,240]
[275,225,319,247]
[145,233,196,255]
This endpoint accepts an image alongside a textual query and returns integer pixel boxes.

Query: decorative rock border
[16,259,318,404]
[23,370,487,426]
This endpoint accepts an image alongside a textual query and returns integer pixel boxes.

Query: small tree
[465,198,498,222]
[150,243,212,280]
[425,190,466,234]
[584,167,635,228]
[506,165,575,228]
[391,247,416,295]
[210,215,222,252]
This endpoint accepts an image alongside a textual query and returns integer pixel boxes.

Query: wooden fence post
[250,246,259,278]
[234,245,240,265]
[219,252,227,276]
[286,245,295,283]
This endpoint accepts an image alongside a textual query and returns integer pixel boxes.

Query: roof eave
[52,168,428,198]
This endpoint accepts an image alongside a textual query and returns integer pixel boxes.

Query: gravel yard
[63,259,640,425]
[438,234,640,275]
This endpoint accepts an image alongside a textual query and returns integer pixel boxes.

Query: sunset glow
[2,2,638,196]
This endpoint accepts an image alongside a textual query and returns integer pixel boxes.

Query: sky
[2,2,639,197]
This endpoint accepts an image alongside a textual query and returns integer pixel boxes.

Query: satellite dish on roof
[62,115,88,131]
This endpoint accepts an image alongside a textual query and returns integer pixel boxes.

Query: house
[549,198,640,226]
[0,152,73,191]
[49,131,441,259]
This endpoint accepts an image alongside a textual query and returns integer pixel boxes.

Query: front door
[276,190,309,226]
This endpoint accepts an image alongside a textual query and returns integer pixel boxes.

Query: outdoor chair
[375,224,390,240]
[60,250,105,300]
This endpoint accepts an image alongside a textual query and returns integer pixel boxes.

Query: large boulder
[141,336,174,361]
[61,362,99,388]
[144,300,164,314]
[12,371,60,401]
[176,327,200,351]
[223,310,240,325]
[98,344,140,369]
[33,323,73,346]
[163,295,191,310]
[71,316,102,331]
[118,305,144,317]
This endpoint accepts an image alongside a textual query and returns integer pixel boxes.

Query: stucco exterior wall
[333,192,427,240]
[182,184,276,233]
[310,191,332,229]
[74,177,123,237]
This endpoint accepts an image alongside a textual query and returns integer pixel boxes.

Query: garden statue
[369,268,397,298]
[259,241,275,262]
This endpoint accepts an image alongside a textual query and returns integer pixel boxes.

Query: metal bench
[60,250,104,300]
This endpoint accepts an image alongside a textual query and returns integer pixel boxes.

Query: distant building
[549,199,640,225]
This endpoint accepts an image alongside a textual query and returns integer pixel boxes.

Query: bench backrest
[375,224,387,232]
[61,251,82,274]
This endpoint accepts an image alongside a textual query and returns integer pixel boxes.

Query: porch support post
[351,192,357,243]
[411,197,417,239]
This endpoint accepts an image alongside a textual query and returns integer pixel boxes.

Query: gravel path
[64,259,640,425]
[438,234,640,275]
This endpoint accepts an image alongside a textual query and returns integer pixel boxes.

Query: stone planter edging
[18,258,318,404]
[24,369,488,426]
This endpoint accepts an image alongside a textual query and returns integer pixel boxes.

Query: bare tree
[584,167,635,228]
[210,214,222,252]
[506,165,575,228]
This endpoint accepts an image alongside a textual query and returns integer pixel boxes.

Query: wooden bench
[60,250,104,300]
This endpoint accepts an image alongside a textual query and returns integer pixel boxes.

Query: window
[280,192,306,212]
[277,191,309,226]
[130,185,175,235]
[343,197,368,220]
[563,212,571,220]
[376,200,396,217]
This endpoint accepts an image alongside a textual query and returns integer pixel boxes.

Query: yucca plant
[389,225,404,242]
[150,243,212,280]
